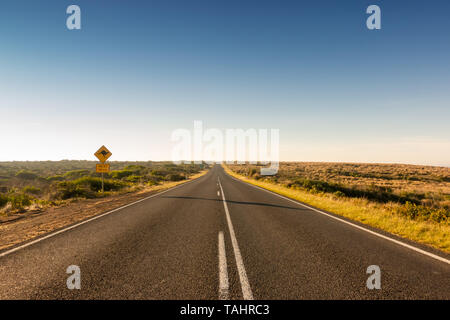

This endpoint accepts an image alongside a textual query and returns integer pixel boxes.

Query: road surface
[0,165,449,299]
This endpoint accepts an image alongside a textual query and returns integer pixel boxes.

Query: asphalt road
[0,165,449,299]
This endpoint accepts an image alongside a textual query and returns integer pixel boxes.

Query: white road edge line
[218,177,254,300]
[0,174,206,258]
[226,172,450,266]
[218,231,229,300]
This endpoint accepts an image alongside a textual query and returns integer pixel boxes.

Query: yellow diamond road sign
[94,145,112,163]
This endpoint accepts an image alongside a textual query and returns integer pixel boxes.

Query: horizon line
[0,159,449,168]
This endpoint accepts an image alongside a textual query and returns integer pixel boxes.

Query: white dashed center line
[218,231,229,300]
[218,177,254,300]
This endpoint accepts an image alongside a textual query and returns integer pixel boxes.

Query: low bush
[47,175,65,182]
[22,186,41,195]
[396,202,449,223]
[15,170,38,180]
[430,208,449,223]
[125,175,142,183]
[110,170,134,179]
[8,193,33,210]
[333,191,345,198]
[147,176,161,186]
[73,177,127,192]
[56,182,93,200]
[0,193,8,208]
[123,165,146,173]
[64,170,90,180]
[56,177,127,200]
[289,178,421,205]
[0,161,207,211]
[166,173,184,181]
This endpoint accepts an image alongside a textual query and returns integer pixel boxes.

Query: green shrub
[8,193,33,210]
[47,175,65,182]
[64,170,90,180]
[291,179,335,193]
[166,173,184,181]
[396,202,449,223]
[288,178,421,205]
[0,194,8,208]
[56,182,93,200]
[125,175,142,183]
[56,176,127,200]
[73,177,127,192]
[147,175,161,185]
[22,186,41,195]
[150,170,165,177]
[15,170,38,180]
[110,170,134,179]
[430,209,449,223]
[123,165,146,173]
[334,191,345,198]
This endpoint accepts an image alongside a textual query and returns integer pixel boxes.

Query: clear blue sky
[1,0,449,165]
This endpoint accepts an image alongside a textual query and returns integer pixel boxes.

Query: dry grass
[224,163,450,253]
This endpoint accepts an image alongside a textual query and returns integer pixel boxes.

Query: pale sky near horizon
[1,1,449,166]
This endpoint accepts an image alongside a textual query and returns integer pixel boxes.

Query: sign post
[94,145,112,193]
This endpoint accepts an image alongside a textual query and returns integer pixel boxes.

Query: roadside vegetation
[224,162,450,253]
[0,161,207,214]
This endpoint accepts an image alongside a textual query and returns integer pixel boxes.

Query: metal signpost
[94,145,112,193]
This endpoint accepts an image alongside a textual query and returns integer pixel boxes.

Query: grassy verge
[223,165,450,254]
[0,162,208,215]
[0,169,210,251]
[0,169,209,224]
